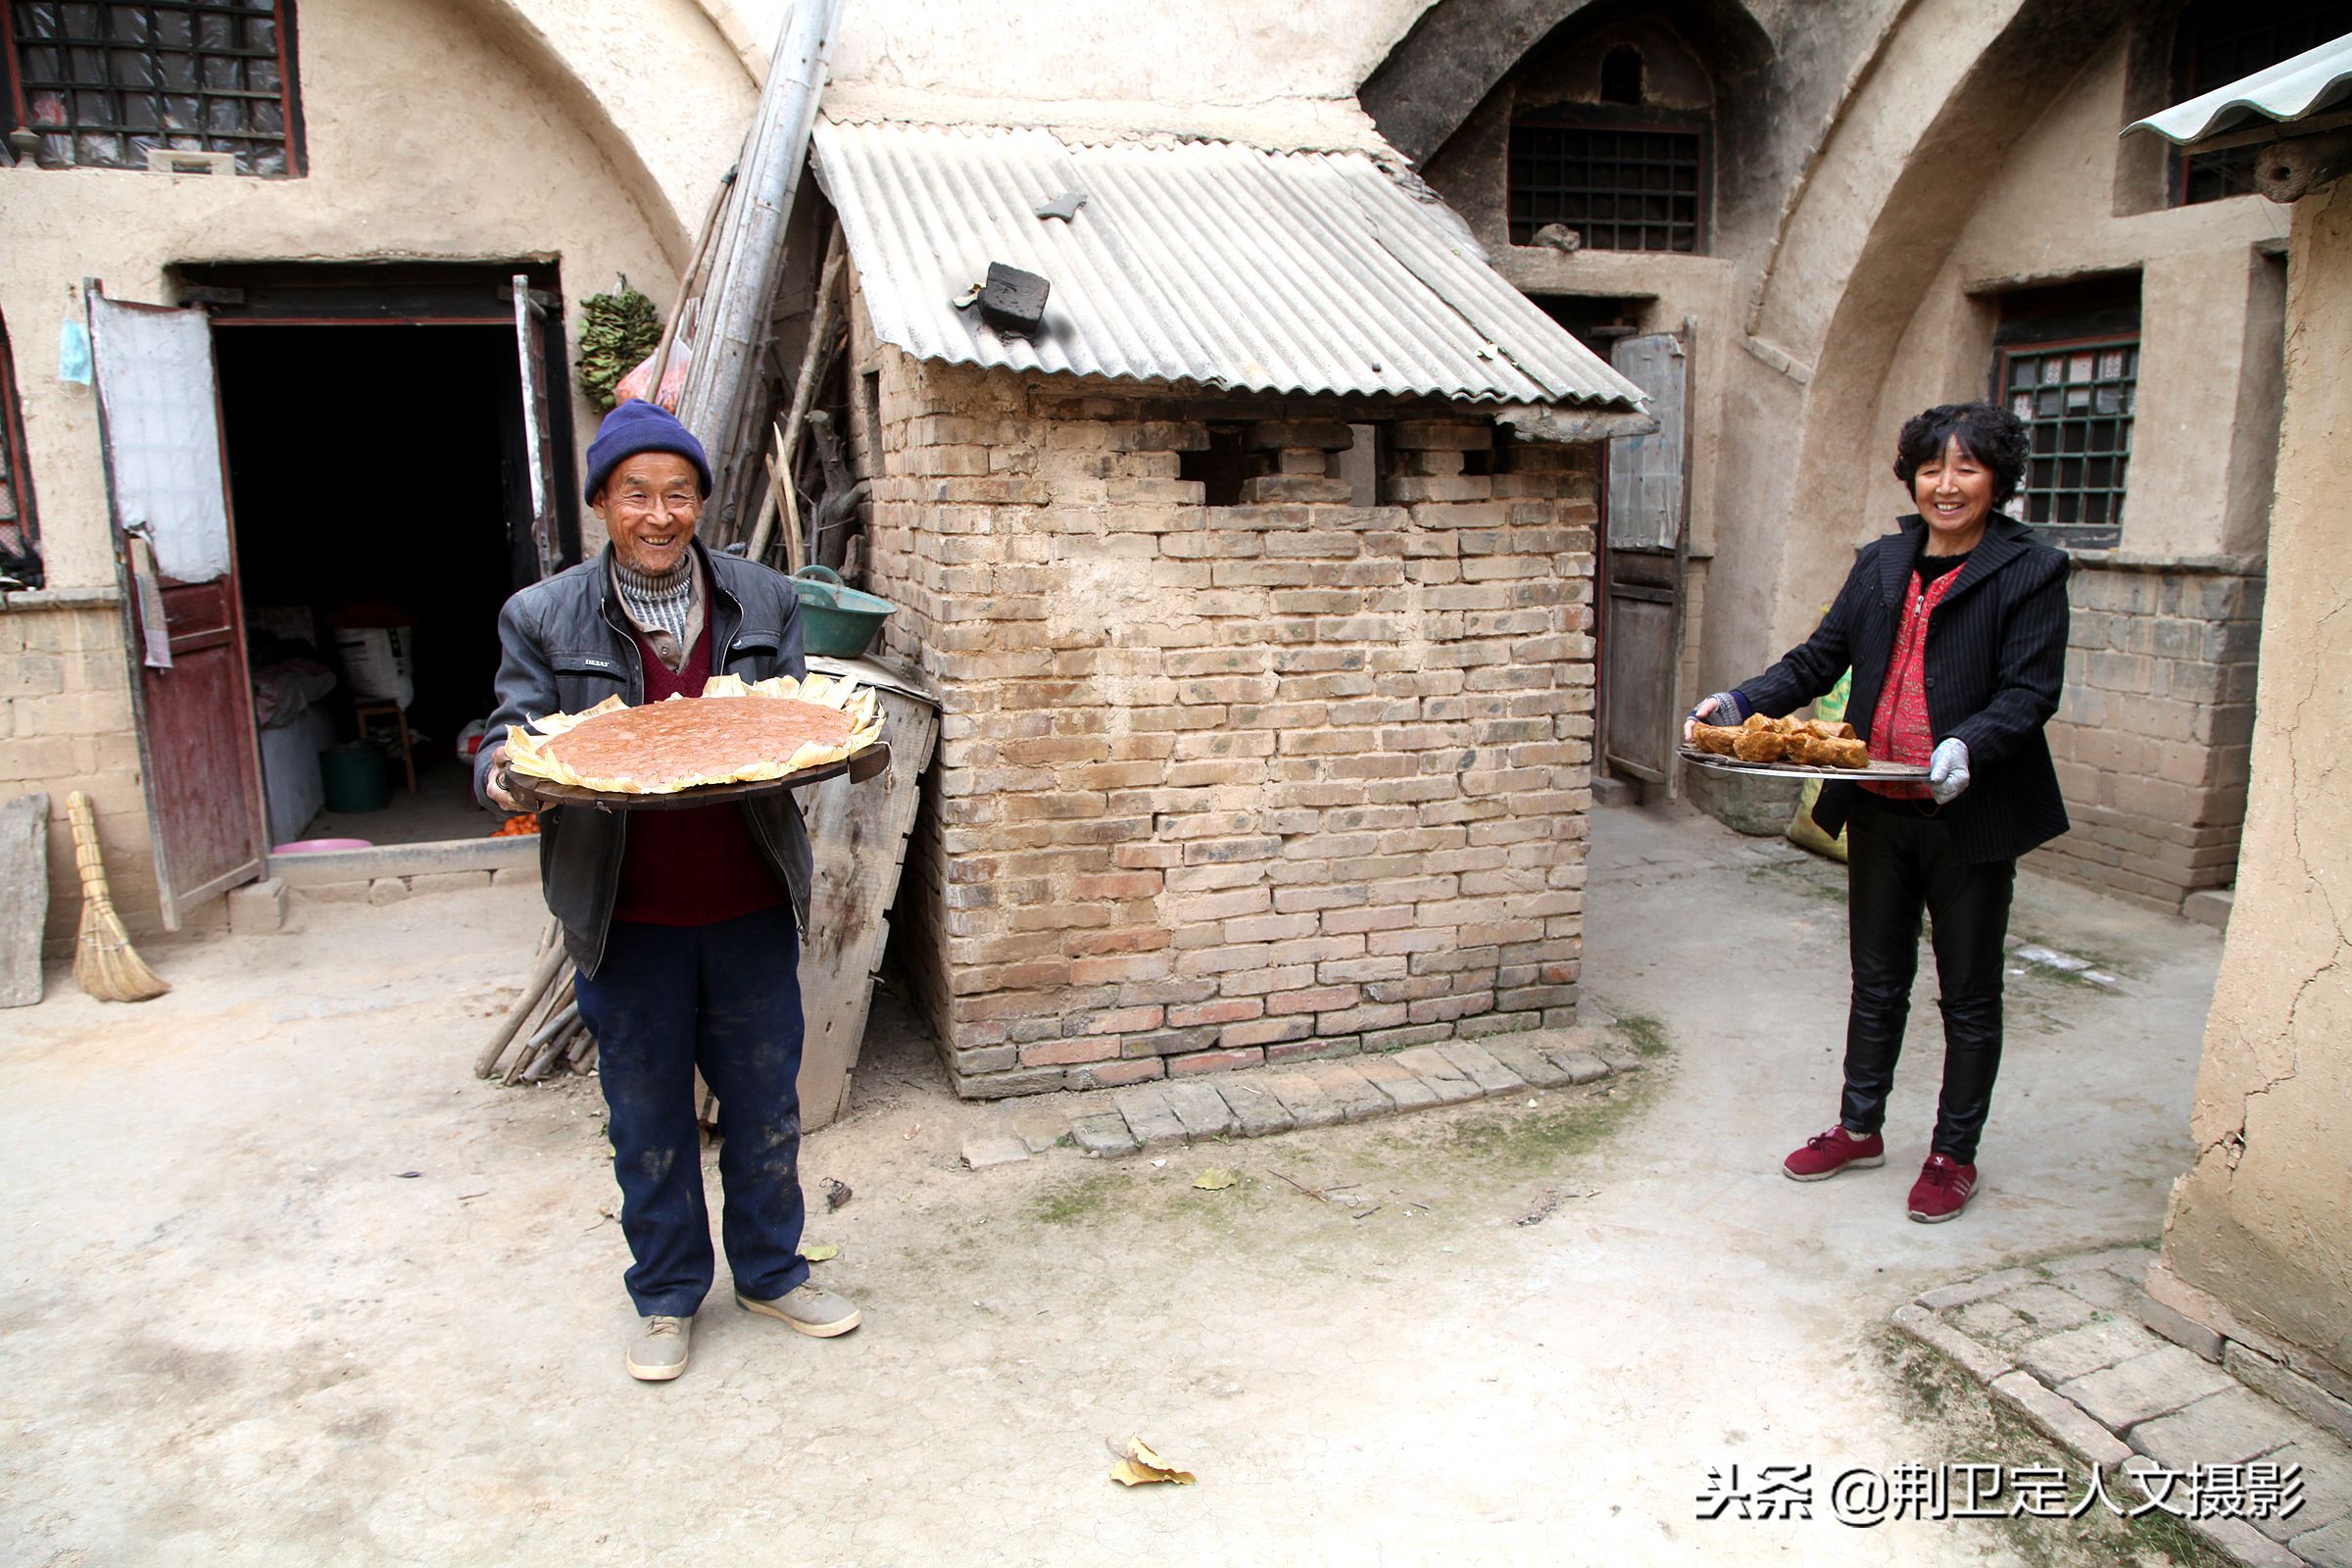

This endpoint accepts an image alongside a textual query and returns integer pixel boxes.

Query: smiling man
[476,400,859,1380]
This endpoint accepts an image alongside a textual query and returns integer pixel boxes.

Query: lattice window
[1999,336,2138,550]
[0,316,40,589]
[1508,121,1705,252]
[2170,0,2352,206]
[4,1,300,176]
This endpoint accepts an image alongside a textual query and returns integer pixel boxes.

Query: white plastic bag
[335,625,414,709]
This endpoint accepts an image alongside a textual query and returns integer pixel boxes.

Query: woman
[1688,403,2070,1223]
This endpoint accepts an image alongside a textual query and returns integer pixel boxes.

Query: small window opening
[1599,46,1643,106]
[1178,422,1267,506]
[859,369,883,478]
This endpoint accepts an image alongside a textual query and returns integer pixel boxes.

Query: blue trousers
[573,906,811,1317]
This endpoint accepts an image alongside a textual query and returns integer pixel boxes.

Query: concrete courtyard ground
[1,800,2230,1566]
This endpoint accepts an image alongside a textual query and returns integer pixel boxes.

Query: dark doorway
[198,262,576,849]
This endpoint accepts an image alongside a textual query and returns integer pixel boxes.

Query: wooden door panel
[88,289,266,927]
[1601,331,1692,790]
[140,578,267,909]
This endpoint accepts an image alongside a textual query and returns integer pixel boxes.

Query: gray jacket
[474,541,812,976]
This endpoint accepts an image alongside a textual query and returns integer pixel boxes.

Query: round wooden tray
[502,741,892,812]
[1678,745,1930,782]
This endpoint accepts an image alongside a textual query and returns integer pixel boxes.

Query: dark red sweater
[610,623,789,927]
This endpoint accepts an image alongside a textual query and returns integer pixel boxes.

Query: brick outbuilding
[809,120,1650,1097]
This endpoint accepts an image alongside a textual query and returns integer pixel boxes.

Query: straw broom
[67,791,167,1003]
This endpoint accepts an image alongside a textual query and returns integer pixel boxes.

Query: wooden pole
[643,170,737,414]
[747,230,846,564]
[682,0,846,524]
[475,940,567,1077]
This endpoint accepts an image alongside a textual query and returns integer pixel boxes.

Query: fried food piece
[1733,727,1790,763]
[1796,717,1857,740]
[1691,722,1742,757]
[1813,735,1870,768]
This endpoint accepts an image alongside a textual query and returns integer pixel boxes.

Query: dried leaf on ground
[803,1243,840,1262]
[1192,1167,1237,1191]
[1109,1437,1197,1487]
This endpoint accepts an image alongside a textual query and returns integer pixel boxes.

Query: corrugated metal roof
[808,119,1645,410]
[2129,33,2352,145]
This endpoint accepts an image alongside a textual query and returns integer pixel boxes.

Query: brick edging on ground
[1893,1247,2352,1568]
[958,1028,1631,1167]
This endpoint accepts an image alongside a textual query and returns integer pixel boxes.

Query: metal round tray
[1679,745,1930,782]
[502,741,891,813]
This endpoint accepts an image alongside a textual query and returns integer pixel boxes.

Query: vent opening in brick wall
[4,0,305,176]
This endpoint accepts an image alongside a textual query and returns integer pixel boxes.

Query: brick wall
[2034,561,2262,910]
[857,340,1600,1099]
[0,590,168,953]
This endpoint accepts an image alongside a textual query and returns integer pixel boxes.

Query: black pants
[1839,805,2016,1163]
[573,905,810,1317]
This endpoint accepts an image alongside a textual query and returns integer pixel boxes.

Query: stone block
[2019,1316,2158,1386]
[2128,1387,2320,1469]
[367,877,411,905]
[0,791,47,1007]
[2227,1344,2352,1446]
[1257,1070,1344,1129]
[2258,1440,2352,1540]
[1070,1112,1141,1158]
[1008,1102,1070,1153]
[1544,1048,1611,1085]
[2173,888,2230,926]
[226,876,289,935]
[2062,1345,2236,1430]
[1114,1087,1190,1150]
[1486,1041,1573,1089]
[1434,1040,1527,1095]
[1892,1302,2016,1385]
[1590,774,1639,807]
[1351,1054,1441,1110]
[1302,1060,1396,1123]
[2137,1290,2227,1362]
[1163,1082,1239,1140]
[961,1135,1032,1170]
[2289,1517,2352,1568]
[1997,1282,2101,1339]
[1216,1079,1297,1139]
[1391,1046,1482,1103]
[409,870,494,897]
[1988,1370,2134,1467]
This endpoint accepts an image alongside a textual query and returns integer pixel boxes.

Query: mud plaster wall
[2157,181,2352,1379]
[0,0,753,936]
[851,298,1599,1098]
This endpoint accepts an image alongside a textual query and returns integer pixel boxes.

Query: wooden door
[1599,331,1691,790]
[87,290,266,927]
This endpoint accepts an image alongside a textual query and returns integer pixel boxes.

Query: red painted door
[87,290,266,928]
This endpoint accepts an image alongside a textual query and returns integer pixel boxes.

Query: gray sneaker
[626,1314,693,1381]
[736,1282,861,1338]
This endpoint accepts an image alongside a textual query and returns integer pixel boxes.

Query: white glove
[1929,738,1971,805]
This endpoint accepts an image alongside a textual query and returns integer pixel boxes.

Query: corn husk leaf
[1192,1167,1237,1191]
[802,1243,840,1262]
[1109,1437,1197,1487]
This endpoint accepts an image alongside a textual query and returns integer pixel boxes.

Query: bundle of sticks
[1691,712,1870,768]
[475,917,598,1084]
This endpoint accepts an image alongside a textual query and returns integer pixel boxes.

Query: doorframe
[171,260,582,869]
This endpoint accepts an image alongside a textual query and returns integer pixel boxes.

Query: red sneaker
[1907,1154,1979,1222]
[1782,1125,1886,1181]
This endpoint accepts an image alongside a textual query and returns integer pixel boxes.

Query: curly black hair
[1892,403,2030,509]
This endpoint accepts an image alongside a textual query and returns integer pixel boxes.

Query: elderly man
[477,400,858,1381]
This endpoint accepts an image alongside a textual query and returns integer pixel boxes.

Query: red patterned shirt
[1863,563,1964,801]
